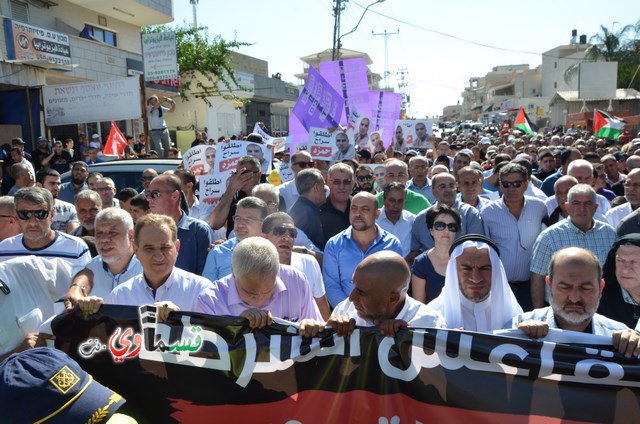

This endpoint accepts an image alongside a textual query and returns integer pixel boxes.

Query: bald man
[512,247,640,358]
[302,250,445,338]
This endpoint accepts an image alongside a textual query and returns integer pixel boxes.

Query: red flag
[103,121,128,156]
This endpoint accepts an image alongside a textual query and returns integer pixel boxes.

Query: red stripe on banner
[168,390,591,424]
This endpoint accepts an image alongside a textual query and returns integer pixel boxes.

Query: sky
[171,0,638,119]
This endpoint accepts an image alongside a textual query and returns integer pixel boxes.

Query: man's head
[74,189,102,234]
[290,151,314,176]
[415,122,427,141]
[234,196,268,241]
[547,247,602,330]
[349,250,411,322]
[431,172,457,206]
[566,184,598,231]
[327,163,354,204]
[167,148,180,159]
[455,244,493,302]
[452,152,471,175]
[296,168,326,207]
[349,192,379,232]
[146,174,182,216]
[623,168,640,208]
[611,237,640,295]
[94,207,134,265]
[0,196,20,241]
[251,183,279,214]
[86,173,102,190]
[358,117,370,136]
[134,214,180,283]
[94,177,116,208]
[35,169,62,199]
[10,163,34,188]
[232,237,280,307]
[456,166,483,202]
[561,147,582,173]
[408,156,429,182]
[554,176,578,214]
[355,165,374,192]
[70,162,89,187]
[499,163,528,203]
[141,168,158,191]
[436,141,450,157]
[538,152,555,173]
[117,187,138,214]
[335,132,350,154]
[382,182,406,223]
[601,154,620,180]
[13,187,55,245]
[246,143,264,162]
[625,155,640,173]
[10,147,24,163]
[129,194,149,223]
[236,156,262,194]
[567,159,594,185]
[174,169,197,197]
[262,212,297,263]
[384,159,409,186]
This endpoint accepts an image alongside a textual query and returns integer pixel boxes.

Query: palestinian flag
[593,109,625,139]
[514,107,538,135]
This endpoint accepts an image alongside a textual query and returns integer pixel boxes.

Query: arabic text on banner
[319,58,370,127]
[292,66,344,131]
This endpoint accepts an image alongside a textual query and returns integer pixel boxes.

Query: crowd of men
[2,126,640,366]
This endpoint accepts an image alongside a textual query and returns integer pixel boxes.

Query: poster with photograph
[320,58,370,127]
[395,119,434,150]
[182,145,215,176]
[306,128,355,162]
[369,91,402,148]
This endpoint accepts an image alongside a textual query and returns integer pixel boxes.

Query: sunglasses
[16,209,49,220]
[433,221,459,232]
[356,175,373,181]
[146,190,175,199]
[501,180,524,188]
[271,226,298,238]
[293,161,314,169]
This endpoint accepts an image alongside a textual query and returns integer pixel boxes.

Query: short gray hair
[232,236,279,280]
[14,187,53,210]
[237,156,261,170]
[328,162,354,179]
[237,196,269,220]
[0,196,15,212]
[295,168,324,195]
[95,207,134,232]
[567,183,596,203]
[75,189,103,208]
[251,183,278,199]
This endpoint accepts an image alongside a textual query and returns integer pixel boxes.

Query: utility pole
[332,0,347,61]
[372,29,399,89]
[396,68,410,118]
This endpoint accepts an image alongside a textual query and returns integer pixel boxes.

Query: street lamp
[332,0,385,61]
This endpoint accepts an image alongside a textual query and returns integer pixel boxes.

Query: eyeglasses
[433,221,459,232]
[501,180,524,188]
[293,161,314,169]
[16,209,49,220]
[145,190,175,199]
[271,226,298,239]
[233,215,263,224]
[140,176,155,181]
[356,175,373,181]
[331,179,352,186]
[265,201,278,209]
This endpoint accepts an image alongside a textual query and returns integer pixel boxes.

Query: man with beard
[57,161,89,203]
[70,189,102,237]
[511,247,640,358]
[413,122,432,149]
[331,131,355,161]
[352,165,375,195]
[323,192,402,307]
[0,187,90,268]
[64,208,143,310]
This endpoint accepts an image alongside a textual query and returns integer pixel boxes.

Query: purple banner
[369,91,402,148]
[320,58,370,126]
[293,66,344,131]
[288,115,309,157]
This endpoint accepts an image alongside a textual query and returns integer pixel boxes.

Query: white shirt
[106,267,213,311]
[278,179,299,211]
[0,257,73,355]
[290,251,325,298]
[332,295,446,328]
[0,232,90,269]
[52,199,79,232]
[606,202,633,229]
[73,255,144,299]
[376,208,415,257]
[147,104,169,130]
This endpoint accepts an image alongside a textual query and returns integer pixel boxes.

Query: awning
[0,61,47,88]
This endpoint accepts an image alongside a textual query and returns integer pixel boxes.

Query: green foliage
[143,24,252,106]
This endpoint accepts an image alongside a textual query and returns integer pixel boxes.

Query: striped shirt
[529,218,616,276]
[0,231,91,269]
[481,196,547,281]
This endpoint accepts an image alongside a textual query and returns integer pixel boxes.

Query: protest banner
[53,306,640,424]
[288,115,310,156]
[182,145,215,176]
[293,66,344,131]
[320,58,370,127]
[306,127,335,162]
[369,91,402,148]
[276,160,294,184]
[396,119,434,149]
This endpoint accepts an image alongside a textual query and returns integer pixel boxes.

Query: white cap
[92,133,100,139]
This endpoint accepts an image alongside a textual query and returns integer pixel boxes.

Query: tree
[143,24,252,106]
[564,23,640,91]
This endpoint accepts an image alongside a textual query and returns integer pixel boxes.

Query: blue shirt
[322,224,402,307]
[58,181,88,204]
[530,218,616,276]
[540,169,563,197]
[175,212,214,275]
[406,179,435,204]
[289,196,325,250]
[411,200,484,252]
[481,196,548,281]
[202,237,238,282]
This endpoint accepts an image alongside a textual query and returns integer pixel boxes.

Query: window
[87,24,117,47]
[10,0,29,22]
[554,82,557,89]
[554,62,557,69]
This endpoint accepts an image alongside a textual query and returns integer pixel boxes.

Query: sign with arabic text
[4,19,71,65]
[320,58,370,126]
[292,66,344,131]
